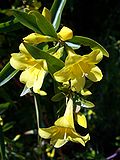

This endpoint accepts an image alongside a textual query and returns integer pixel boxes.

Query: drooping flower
[10,43,47,95]
[54,49,103,92]
[39,98,90,148]
[23,33,55,44]
[23,26,73,44]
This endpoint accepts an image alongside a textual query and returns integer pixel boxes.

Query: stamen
[82,73,88,77]
[64,131,67,140]
[85,73,88,77]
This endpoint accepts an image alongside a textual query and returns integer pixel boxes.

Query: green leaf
[50,0,67,31]
[0,102,10,113]
[12,10,41,33]
[0,125,5,160]
[0,18,23,33]
[65,42,80,50]
[79,99,95,108]
[30,11,57,38]
[2,122,15,132]
[0,62,19,86]
[51,92,65,102]
[24,43,64,74]
[69,36,109,57]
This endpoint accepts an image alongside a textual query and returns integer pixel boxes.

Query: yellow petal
[39,126,56,139]
[10,54,27,70]
[23,33,54,44]
[53,47,64,59]
[65,53,81,66]
[84,49,103,64]
[68,130,85,146]
[81,88,92,96]
[20,68,35,88]
[38,90,47,96]
[76,113,87,128]
[33,69,46,94]
[82,133,90,143]
[57,26,73,41]
[36,59,48,71]
[71,63,85,92]
[10,51,34,70]
[55,98,74,128]
[42,7,51,22]
[51,138,68,148]
[54,66,71,82]
[19,43,29,55]
[87,65,103,82]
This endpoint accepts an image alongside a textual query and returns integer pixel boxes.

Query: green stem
[34,95,40,145]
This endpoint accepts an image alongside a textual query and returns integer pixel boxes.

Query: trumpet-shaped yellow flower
[39,98,90,148]
[23,33,55,44]
[54,49,103,92]
[10,43,47,95]
[23,26,73,44]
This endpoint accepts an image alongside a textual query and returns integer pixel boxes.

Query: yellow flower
[54,49,103,92]
[10,43,47,95]
[39,98,90,148]
[23,26,73,44]
[23,33,55,44]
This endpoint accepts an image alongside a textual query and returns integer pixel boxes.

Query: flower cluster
[9,7,108,148]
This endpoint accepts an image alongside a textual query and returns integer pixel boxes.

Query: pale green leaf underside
[50,0,67,31]
[0,62,19,87]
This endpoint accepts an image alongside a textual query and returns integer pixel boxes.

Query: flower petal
[54,66,71,82]
[65,53,81,66]
[19,43,30,55]
[81,88,92,96]
[51,138,68,148]
[87,65,103,82]
[55,98,74,128]
[10,54,27,70]
[39,126,56,139]
[68,130,85,146]
[84,49,103,64]
[33,68,46,94]
[20,68,36,88]
[57,26,73,41]
[76,113,87,128]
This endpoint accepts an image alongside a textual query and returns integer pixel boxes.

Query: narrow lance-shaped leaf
[50,0,67,31]
[0,62,19,87]
[51,92,65,102]
[24,43,64,74]
[69,36,109,57]
[12,10,41,33]
[2,122,15,132]
[76,99,95,108]
[30,11,57,38]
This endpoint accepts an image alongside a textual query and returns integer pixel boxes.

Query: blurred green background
[0,0,120,159]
